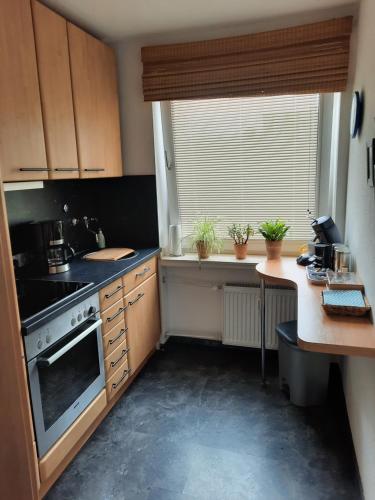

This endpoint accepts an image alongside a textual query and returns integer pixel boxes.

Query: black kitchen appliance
[311,216,343,245]
[33,220,75,274]
[297,216,343,268]
[16,279,92,322]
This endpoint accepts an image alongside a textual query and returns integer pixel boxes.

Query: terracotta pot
[233,242,248,260]
[196,241,209,259]
[265,240,282,260]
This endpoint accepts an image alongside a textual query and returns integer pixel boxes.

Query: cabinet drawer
[106,360,130,401]
[100,297,125,335]
[123,257,157,292]
[102,320,128,357]
[99,277,124,311]
[104,338,129,379]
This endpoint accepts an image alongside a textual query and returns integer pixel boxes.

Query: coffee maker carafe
[40,220,74,274]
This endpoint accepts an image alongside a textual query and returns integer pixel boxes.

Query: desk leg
[260,277,266,385]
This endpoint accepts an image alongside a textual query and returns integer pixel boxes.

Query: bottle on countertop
[96,228,106,249]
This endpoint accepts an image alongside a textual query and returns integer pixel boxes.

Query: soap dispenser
[96,228,106,249]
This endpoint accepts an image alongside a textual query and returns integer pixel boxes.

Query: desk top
[256,257,375,358]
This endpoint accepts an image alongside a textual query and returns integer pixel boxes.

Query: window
[169,94,320,241]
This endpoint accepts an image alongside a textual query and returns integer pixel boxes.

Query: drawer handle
[112,368,131,389]
[19,167,51,172]
[107,307,125,323]
[136,267,151,278]
[54,168,80,172]
[110,348,129,368]
[129,292,144,306]
[105,284,125,299]
[108,327,128,346]
[84,168,105,172]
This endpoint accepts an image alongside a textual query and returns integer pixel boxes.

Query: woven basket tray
[321,292,371,316]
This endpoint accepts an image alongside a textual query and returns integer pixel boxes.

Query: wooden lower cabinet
[125,273,160,374]
[104,336,129,379]
[100,297,125,335]
[106,359,130,401]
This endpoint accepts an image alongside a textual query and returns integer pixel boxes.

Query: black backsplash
[5,176,159,257]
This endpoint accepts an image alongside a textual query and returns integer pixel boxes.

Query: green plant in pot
[258,219,290,259]
[227,223,254,259]
[192,218,222,259]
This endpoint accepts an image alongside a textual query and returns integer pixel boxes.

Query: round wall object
[350,91,363,138]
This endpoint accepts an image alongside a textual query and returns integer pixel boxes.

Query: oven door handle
[37,319,103,367]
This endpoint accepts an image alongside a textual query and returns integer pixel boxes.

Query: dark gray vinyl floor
[46,339,361,500]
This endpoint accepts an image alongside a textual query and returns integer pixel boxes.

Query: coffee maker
[33,220,74,274]
[297,216,342,268]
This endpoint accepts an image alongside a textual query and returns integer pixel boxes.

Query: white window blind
[170,94,320,240]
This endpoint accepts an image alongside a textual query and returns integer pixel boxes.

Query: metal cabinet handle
[105,285,125,299]
[84,168,105,172]
[54,168,80,172]
[37,319,103,367]
[106,307,125,323]
[108,327,128,346]
[19,168,51,172]
[112,368,131,389]
[110,348,129,368]
[129,293,144,306]
[136,267,151,278]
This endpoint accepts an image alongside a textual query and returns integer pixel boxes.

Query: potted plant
[258,219,290,259]
[192,218,222,259]
[227,223,254,259]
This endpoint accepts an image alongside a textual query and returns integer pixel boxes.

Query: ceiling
[42,0,358,41]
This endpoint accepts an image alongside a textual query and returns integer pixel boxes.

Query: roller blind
[170,94,320,240]
[142,17,352,101]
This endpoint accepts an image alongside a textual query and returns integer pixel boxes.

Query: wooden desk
[256,257,375,359]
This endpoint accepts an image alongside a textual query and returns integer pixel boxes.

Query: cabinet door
[0,0,47,181]
[31,1,79,179]
[67,23,123,178]
[125,274,160,374]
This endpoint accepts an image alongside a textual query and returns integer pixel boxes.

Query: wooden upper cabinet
[0,0,47,181]
[31,1,79,179]
[68,23,123,178]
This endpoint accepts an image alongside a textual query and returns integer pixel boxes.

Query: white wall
[341,0,375,498]
[113,4,356,176]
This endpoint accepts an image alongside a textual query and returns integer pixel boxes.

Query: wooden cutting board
[84,248,135,261]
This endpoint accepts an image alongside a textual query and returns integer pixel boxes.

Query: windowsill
[160,252,265,269]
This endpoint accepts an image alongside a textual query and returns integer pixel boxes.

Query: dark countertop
[21,247,160,335]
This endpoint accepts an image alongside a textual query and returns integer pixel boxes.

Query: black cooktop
[16,279,92,321]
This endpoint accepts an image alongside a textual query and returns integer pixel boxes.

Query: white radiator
[223,285,297,350]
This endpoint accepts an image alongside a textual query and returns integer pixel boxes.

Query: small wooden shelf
[256,258,375,357]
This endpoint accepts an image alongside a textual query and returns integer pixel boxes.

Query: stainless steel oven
[24,292,105,457]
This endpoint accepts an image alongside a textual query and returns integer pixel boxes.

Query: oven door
[27,318,105,457]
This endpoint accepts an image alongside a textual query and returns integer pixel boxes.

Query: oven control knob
[46,335,52,344]
[88,306,97,315]
[71,317,77,327]
[77,313,82,322]
[37,339,43,350]
[83,309,88,318]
